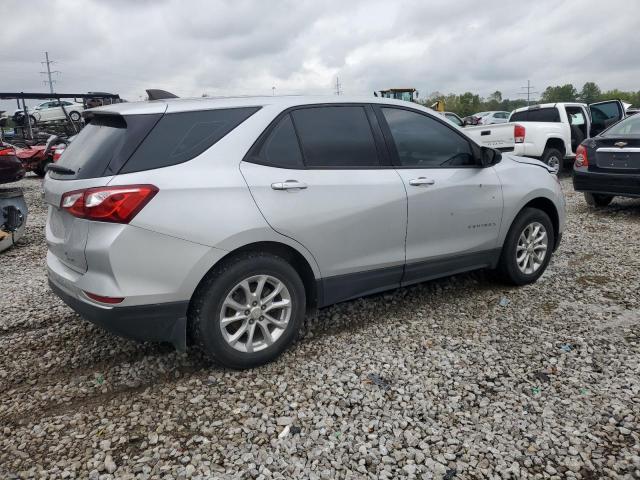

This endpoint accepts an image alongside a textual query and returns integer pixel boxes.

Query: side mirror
[480,146,502,167]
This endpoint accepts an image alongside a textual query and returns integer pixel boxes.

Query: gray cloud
[1,0,639,112]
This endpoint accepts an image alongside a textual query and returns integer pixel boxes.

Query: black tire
[69,111,81,122]
[497,207,555,286]
[584,192,613,207]
[190,252,306,369]
[541,147,563,174]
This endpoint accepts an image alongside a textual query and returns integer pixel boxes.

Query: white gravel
[1,174,639,479]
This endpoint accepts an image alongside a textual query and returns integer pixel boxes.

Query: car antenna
[146,89,179,100]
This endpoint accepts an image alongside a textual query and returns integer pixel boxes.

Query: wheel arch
[516,196,560,250]
[544,137,566,157]
[188,240,320,320]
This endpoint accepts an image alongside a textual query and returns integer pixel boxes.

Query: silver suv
[44,96,565,368]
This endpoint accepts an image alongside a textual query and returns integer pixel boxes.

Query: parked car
[14,100,84,125]
[573,112,640,207]
[44,95,565,368]
[441,111,465,127]
[471,111,511,125]
[0,145,28,253]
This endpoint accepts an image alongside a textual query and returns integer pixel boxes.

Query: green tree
[541,84,578,102]
[579,82,601,104]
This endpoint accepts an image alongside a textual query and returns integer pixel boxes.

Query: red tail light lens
[0,147,16,156]
[514,124,526,143]
[575,144,589,167]
[61,184,159,223]
[83,291,124,304]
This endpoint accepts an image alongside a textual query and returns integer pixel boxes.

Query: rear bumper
[48,276,189,350]
[573,169,640,197]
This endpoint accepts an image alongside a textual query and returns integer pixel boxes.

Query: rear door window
[291,106,380,168]
[510,108,560,122]
[251,114,304,168]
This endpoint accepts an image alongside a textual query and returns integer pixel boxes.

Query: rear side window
[510,108,560,123]
[291,106,380,168]
[121,107,260,174]
[253,114,304,168]
[53,107,259,180]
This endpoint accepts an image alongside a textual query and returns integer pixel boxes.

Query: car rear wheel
[584,192,613,207]
[542,148,563,174]
[69,111,81,122]
[190,252,305,369]
[498,207,555,285]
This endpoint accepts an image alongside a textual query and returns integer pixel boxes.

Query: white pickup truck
[465,100,627,173]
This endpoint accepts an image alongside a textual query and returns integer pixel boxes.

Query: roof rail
[146,89,178,100]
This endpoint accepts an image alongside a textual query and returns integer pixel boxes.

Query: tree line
[420,82,640,118]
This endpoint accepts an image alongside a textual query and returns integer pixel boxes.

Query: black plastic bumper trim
[49,279,188,351]
[573,170,640,198]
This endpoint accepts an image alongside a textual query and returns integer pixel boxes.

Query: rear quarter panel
[512,122,569,158]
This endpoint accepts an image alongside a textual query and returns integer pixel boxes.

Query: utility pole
[519,80,538,106]
[40,51,61,95]
[335,77,342,96]
[272,86,276,96]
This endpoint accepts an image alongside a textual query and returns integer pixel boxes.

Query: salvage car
[44,95,565,368]
[15,100,84,125]
[573,112,640,206]
[0,145,28,252]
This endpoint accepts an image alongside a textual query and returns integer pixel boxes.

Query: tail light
[575,144,589,167]
[0,147,16,156]
[53,145,66,162]
[60,184,158,223]
[514,124,525,143]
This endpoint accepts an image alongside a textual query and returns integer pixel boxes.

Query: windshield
[602,114,640,136]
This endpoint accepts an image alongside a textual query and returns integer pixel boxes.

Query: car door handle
[408,177,435,186]
[271,180,308,190]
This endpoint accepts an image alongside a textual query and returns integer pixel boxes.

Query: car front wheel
[69,111,82,122]
[190,252,305,369]
[498,207,555,285]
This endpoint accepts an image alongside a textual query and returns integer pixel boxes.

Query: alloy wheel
[219,275,292,353]
[516,222,548,274]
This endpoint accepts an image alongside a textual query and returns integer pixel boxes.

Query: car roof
[89,95,436,116]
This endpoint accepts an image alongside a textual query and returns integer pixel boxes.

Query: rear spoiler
[146,89,179,100]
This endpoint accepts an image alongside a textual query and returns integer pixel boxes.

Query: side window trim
[373,104,481,169]
[244,103,393,170]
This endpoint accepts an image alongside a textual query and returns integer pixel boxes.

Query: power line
[40,51,61,95]
[335,76,342,96]
[518,80,538,106]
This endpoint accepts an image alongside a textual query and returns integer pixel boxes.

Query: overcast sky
[1,0,639,110]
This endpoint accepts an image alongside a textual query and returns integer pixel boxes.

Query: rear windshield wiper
[46,164,76,175]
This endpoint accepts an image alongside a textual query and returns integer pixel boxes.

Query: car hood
[503,153,555,173]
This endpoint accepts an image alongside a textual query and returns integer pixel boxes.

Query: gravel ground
[1,174,639,479]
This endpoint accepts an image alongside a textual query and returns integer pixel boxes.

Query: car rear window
[51,107,260,180]
[509,108,560,123]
